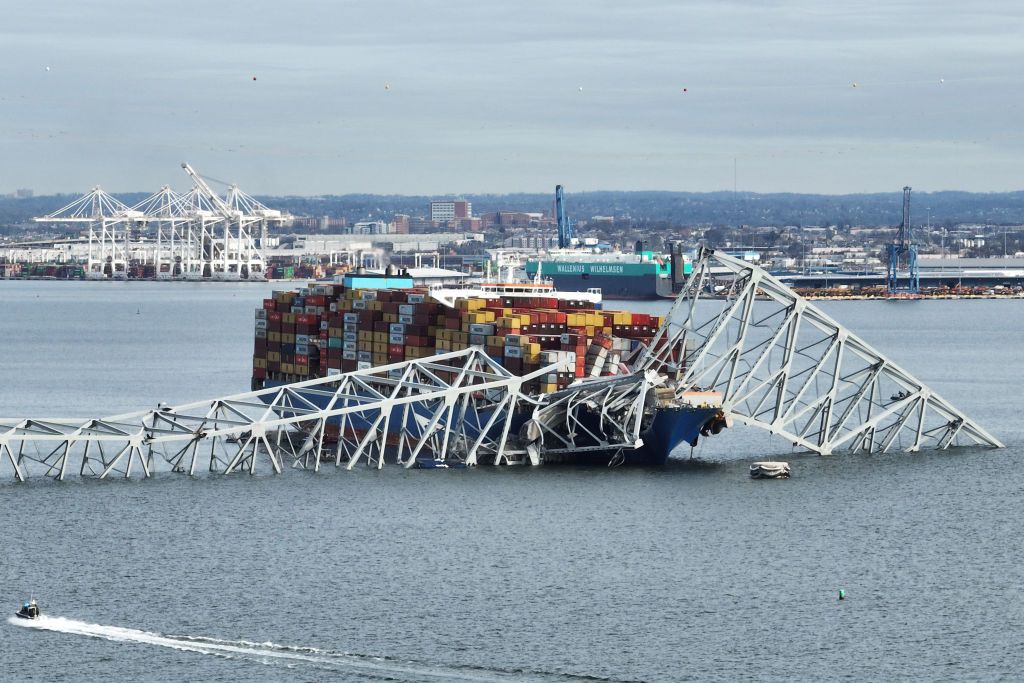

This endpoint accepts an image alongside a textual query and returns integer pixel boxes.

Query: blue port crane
[886,186,919,294]
[555,185,576,248]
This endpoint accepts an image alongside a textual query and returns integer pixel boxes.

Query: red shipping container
[253,367,267,379]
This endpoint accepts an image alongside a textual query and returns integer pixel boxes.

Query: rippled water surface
[1,281,1022,681]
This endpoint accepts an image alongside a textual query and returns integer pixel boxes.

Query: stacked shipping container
[253,282,663,396]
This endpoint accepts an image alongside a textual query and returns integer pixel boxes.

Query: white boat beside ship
[749,461,791,479]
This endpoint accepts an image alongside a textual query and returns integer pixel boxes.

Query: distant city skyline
[3,1,1024,196]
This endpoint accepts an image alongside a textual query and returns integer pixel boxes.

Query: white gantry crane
[28,164,286,280]
[33,187,140,279]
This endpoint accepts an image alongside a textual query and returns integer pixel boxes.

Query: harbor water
[1,281,1023,681]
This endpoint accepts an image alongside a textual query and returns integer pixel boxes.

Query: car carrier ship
[523,249,688,300]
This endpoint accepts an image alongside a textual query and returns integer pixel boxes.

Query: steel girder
[0,349,530,481]
[639,248,1002,455]
[522,371,665,465]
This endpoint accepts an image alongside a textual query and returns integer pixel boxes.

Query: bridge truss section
[0,348,661,482]
[639,248,1002,455]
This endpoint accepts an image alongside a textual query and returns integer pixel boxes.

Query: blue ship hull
[262,380,722,466]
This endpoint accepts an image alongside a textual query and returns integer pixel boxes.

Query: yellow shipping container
[358,340,373,351]
[282,333,296,344]
[281,363,294,374]
[253,358,267,369]
[268,331,282,343]
[358,330,373,341]
[373,342,387,354]
[267,351,282,362]
[373,331,387,343]
[383,312,398,323]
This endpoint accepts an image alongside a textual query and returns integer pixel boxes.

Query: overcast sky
[3,1,1024,196]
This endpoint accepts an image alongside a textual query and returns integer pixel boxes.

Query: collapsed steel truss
[639,248,1002,455]
[0,349,660,481]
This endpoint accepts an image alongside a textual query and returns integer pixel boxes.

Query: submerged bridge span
[0,249,1002,482]
[0,349,661,482]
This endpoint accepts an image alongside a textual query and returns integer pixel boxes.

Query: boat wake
[8,615,623,682]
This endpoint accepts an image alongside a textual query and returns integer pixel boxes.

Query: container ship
[251,272,725,465]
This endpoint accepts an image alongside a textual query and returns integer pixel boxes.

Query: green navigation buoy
[838,589,845,600]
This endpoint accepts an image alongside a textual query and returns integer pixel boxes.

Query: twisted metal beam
[0,347,660,482]
[640,248,1002,455]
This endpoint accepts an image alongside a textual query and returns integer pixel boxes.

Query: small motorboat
[15,599,40,620]
[750,461,791,479]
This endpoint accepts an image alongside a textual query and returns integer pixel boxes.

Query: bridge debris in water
[0,248,1002,482]
[639,248,1003,455]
